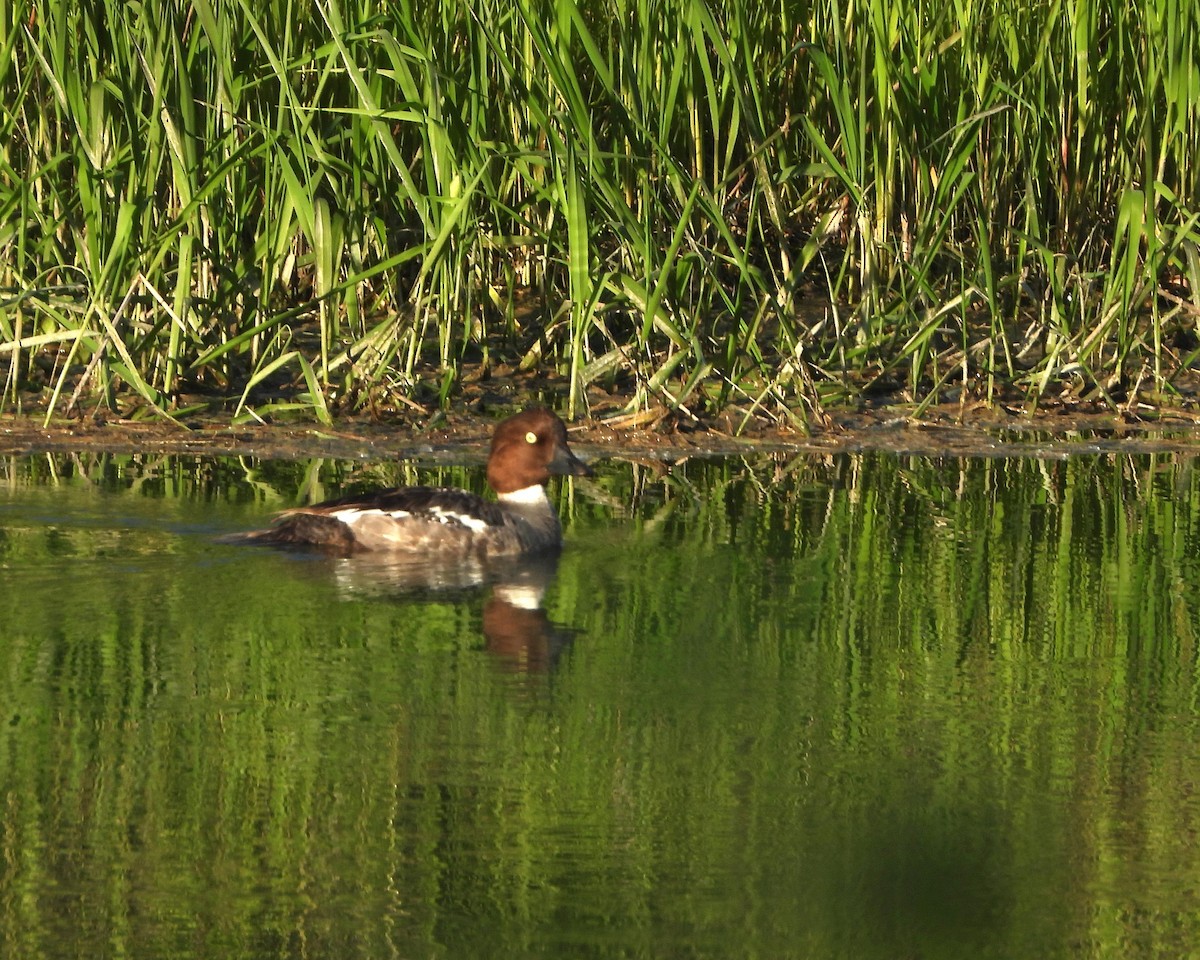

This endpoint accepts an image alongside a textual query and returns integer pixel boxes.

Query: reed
[0,0,1197,427]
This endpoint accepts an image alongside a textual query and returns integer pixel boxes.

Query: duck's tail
[216,512,358,553]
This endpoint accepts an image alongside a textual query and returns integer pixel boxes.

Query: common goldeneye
[236,407,592,556]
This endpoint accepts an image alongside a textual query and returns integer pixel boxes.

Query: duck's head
[486,408,593,495]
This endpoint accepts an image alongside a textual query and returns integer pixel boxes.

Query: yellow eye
[525,431,538,444]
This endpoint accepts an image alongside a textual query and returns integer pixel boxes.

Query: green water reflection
[1,449,1198,959]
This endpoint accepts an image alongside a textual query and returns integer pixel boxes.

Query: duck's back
[259,485,560,555]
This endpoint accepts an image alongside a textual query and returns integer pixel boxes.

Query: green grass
[0,0,1197,428]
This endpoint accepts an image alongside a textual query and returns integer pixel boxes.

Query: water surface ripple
[1,449,1197,959]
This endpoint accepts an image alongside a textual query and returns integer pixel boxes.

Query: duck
[235,407,592,556]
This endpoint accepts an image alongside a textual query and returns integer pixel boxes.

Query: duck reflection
[326,550,574,674]
[481,561,572,673]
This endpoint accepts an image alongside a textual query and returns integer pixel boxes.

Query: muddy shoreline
[6,401,1200,462]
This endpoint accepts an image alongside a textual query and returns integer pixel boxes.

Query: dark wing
[225,486,518,555]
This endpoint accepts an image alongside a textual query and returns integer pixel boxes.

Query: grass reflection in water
[0,449,1198,959]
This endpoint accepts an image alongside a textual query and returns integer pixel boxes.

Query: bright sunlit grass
[0,0,1197,427]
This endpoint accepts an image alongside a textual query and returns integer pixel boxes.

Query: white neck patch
[497,484,550,506]
[493,584,546,610]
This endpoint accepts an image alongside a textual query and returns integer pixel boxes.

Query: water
[1,448,1198,959]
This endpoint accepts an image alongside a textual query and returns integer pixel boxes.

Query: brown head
[485,408,593,494]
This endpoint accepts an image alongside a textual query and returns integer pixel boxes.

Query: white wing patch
[330,508,370,523]
[429,506,489,532]
[329,505,488,532]
[330,507,411,524]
